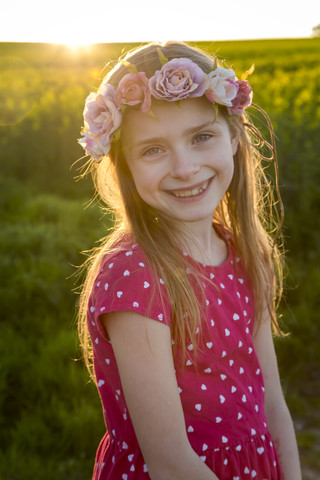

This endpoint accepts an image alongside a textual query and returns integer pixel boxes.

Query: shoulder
[90,240,171,327]
[96,241,160,295]
[98,241,147,280]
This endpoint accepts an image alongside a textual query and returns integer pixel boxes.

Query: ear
[231,135,239,156]
[229,124,240,156]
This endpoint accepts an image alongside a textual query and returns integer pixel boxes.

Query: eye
[193,133,213,144]
[142,146,163,157]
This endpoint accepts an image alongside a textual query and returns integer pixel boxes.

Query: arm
[253,313,302,480]
[102,311,219,480]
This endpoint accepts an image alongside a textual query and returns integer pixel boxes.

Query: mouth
[169,177,213,198]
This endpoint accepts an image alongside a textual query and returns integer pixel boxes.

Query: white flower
[205,68,239,107]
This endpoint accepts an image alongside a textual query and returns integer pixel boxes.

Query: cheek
[216,151,234,188]
[214,145,234,173]
[130,170,158,204]
[130,161,164,190]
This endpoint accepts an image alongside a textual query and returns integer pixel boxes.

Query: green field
[0,39,319,479]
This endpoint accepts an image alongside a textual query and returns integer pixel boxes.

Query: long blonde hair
[77,41,285,378]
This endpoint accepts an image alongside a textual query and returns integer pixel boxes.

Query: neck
[180,219,228,266]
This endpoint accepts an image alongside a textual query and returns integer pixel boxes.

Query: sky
[2,0,320,44]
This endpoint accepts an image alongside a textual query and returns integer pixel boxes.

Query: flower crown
[78,51,253,162]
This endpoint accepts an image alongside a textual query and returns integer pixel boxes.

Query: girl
[77,41,301,480]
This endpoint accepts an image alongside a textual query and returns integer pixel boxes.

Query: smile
[170,178,212,198]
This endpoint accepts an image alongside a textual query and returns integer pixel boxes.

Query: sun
[58,37,93,49]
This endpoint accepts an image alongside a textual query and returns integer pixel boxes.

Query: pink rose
[205,68,238,107]
[78,130,110,161]
[228,80,253,115]
[83,84,122,138]
[115,72,151,113]
[79,83,122,159]
[149,58,207,101]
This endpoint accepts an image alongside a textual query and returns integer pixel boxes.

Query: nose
[170,148,200,180]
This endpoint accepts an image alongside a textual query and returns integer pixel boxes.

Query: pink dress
[87,228,282,480]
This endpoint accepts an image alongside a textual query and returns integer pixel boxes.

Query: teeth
[172,180,209,198]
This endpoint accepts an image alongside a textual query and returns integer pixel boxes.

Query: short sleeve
[89,243,171,338]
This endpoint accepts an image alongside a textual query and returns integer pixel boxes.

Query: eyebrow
[131,121,217,149]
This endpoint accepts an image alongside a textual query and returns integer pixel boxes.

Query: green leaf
[146,110,159,122]
[241,64,255,81]
[157,48,169,66]
[120,60,138,74]
[210,103,219,123]
[113,127,121,142]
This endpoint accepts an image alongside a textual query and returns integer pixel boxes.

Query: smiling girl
[77,41,301,480]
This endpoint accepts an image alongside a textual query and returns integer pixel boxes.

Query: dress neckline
[182,223,233,271]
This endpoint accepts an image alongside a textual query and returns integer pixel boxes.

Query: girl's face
[121,97,239,228]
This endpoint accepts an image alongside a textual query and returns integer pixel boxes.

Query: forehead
[121,97,225,146]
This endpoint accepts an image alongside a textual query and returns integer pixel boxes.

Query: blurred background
[1,1,320,478]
